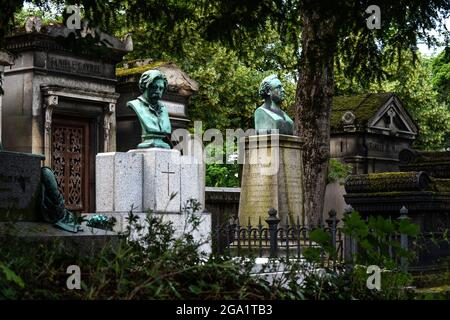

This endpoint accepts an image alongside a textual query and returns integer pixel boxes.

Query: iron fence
[214,208,344,265]
[213,206,427,270]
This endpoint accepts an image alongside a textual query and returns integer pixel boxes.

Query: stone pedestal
[95,147,209,253]
[95,147,206,228]
[238,134,304,226]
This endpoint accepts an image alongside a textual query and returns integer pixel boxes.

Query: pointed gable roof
[331,92,418,139]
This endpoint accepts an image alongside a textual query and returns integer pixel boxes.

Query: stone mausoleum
[323,92,419,219]
[1,23,131,214]
[330,92,418,174]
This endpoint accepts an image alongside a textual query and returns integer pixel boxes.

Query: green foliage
[0,261,25,299]
[206,163,239,187]
[0,201,439,300]
[204,141,240,187]
[0,200,298,299]
[297,264,414,300]
[342,211,419,268]
[327,158,352,184]
[13,3,64,26]
[432,47,450,105]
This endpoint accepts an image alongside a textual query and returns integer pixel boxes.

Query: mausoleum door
[51,116,92,213]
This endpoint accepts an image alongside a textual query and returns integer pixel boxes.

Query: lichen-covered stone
[331,92,394,131]
[344,171,430,193]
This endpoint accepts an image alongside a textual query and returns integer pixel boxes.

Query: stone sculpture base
[238,134,305,226]
[95,148,210,253]
[96,148,205,214]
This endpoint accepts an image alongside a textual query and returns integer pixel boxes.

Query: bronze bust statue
[254,74,294,135]
[127,69,172,149]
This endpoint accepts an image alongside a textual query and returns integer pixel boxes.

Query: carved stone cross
[161,163,175,195]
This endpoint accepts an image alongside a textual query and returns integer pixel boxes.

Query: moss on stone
[358,172,419,189]
[331,92,394,130]
[116,61,167,77]
[430,178,450,192]
[347,191,437,197]
[345,171,432,194]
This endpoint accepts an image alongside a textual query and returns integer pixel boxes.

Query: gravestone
[96,149,205,218]
[238,75,304,227]
[95,147,210,254]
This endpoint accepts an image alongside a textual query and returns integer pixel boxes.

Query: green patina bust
[127,70,172,149]
[255,74,294,135]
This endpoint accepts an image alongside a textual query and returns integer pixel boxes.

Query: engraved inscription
[48,56,101,76]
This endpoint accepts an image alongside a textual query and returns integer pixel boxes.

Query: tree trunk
[296,3,337,227]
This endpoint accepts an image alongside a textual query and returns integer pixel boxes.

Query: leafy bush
[327,158,352,184]
[342,211,419,268]
[0,200,298,299]
[0,203,437,300]
[206,163,240,187]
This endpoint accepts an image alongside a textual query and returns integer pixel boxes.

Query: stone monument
[95,69,209,252]
[238,75,304,226]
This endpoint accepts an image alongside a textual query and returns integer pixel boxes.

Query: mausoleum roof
[6,20,132,63]
[331,92,418,141]
[117,59,199,96]
[331,92,394,131]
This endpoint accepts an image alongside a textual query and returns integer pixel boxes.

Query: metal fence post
[265,208,280,258]
[398,206,410,271]
[326,209,339,265]
[326,209,338,249]
[343,205,354,263]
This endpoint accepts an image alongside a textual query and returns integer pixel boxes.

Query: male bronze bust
[127,70,172,149]
[254,74,294,135]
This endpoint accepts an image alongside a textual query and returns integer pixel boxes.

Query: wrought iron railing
[214,208,344,264]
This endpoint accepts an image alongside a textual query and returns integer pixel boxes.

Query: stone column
[103,102,116,152]
[43,95,58,166]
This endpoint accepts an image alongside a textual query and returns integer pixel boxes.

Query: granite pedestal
[95,148,210,252]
